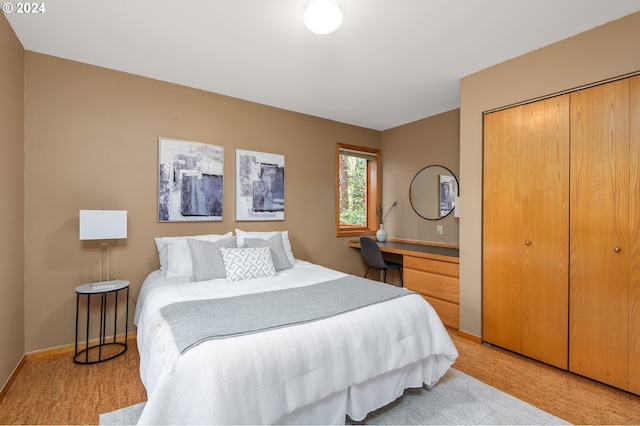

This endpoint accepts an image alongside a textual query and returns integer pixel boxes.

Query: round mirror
[409,165,459,220]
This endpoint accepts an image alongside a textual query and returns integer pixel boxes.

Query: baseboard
[0,355,25,402]
[457,329,482,344]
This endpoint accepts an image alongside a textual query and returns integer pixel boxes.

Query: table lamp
[79,210,127,287]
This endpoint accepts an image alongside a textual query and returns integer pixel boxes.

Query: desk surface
[348,238,459,262]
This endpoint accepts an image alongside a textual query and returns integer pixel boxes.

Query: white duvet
[134,260,458,425]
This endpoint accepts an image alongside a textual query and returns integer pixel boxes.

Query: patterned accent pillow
[244,234,292,271]
[188,237,237,281]
[219,247,276,282]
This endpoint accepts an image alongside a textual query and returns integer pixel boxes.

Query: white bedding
[134,260,458,424]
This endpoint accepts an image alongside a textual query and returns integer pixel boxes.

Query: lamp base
[91,280,118,289]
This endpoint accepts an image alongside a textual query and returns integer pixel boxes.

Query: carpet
[99,368,570,425]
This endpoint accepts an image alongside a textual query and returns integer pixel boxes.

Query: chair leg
[364,267,370,278]
[381,269,387,283]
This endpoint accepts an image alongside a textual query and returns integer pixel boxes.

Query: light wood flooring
[1,330,640,424]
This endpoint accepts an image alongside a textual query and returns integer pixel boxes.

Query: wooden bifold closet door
[569,76,640,393]
[483,75,639,394]
[483,95,570,370]
[569,79,629,389]
[631,76,640,396]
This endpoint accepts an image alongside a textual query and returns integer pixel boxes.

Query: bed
[134,230,458,424]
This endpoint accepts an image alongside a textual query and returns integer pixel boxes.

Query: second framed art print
[236,149,284,221]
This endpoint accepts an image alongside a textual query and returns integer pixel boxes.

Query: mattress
[134,260,458,424]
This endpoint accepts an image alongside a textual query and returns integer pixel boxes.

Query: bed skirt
[276,356,447,424]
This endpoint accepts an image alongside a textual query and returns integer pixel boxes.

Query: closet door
[569,79,630,390]
[483,106,525,353]
[629,75,640,395]
[483,96,569,369]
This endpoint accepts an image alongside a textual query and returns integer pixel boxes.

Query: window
[336,143,380,236]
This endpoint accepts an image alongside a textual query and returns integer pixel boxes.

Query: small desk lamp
[79,210,127,287]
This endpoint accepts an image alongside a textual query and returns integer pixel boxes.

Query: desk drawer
[422,296,459,329]
[404,267,459,303]
[404,255,459,277]
[403,254,459,329]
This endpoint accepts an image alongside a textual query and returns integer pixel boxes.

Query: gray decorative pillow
[244,234,293,271]
[187,236,237,281]
[220,247,276,282]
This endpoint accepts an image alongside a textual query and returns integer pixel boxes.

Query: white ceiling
[6,1,640,130]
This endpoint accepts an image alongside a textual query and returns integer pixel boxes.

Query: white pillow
[235,229,295,266]
[220,247,276,282]
[154,232,233,277]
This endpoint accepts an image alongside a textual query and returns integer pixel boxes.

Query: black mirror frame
[409,165,459,221]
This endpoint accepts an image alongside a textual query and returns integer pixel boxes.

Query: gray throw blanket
[160,275,413,353]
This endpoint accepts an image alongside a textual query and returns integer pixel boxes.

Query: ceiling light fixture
[304,0,343,35]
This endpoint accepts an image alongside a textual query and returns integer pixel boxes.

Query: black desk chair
[359,236,403,286]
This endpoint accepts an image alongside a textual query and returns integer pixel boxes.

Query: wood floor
[1,330,640,425]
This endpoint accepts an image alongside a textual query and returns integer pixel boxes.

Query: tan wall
[380,109,460,245]
[459,11,640,338]
[0,15,25,389]
[24,52,380,352]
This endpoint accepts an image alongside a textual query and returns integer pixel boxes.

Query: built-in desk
[349,238,460,329]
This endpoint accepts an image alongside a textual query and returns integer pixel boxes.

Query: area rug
[99,368,569,425]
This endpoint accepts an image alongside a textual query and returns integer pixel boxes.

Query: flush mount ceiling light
[304,0,343,35]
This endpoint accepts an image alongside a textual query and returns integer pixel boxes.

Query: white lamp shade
[304,0,343,35]
[79,210,128,240]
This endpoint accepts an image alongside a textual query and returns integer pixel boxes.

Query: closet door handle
[614,247,621,253]
[525,240,531,246]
